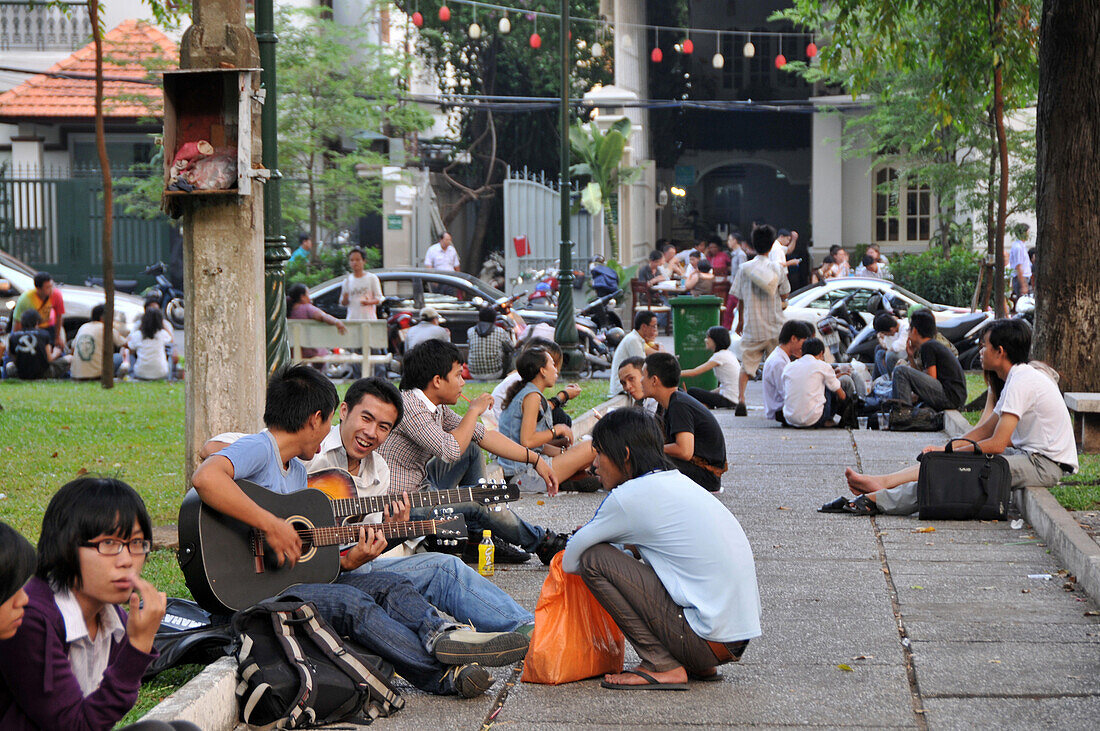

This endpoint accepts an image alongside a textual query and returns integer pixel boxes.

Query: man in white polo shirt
[762,319,813,422]
[424,232,460,271]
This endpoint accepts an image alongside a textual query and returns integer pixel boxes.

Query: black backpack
[885,403,945,432]
[144,598,235,681]
[233,598,404,728]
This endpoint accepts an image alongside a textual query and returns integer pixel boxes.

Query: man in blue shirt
[563,408,761,690]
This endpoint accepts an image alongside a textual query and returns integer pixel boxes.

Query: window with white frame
[874,166,933,246]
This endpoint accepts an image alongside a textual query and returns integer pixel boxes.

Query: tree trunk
[605,195,620,262]
[90,0,114,389]
[1034,0,1100,390]
[991,0,1010,319]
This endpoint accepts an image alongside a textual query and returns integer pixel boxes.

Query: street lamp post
[553,0,582,374]
[256,0,290,373]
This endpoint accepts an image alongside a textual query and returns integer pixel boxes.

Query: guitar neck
[329,486,484,519]
[277,519,445,548]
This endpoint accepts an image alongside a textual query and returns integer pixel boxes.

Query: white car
[784,277,969,329]
[0,250,146,341]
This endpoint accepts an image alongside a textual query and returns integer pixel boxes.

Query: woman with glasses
[0,477,169,730]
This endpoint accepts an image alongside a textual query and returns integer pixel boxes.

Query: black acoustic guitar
[306,469,519,524]
[177,480,467,615]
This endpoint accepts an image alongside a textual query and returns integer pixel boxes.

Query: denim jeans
[289,571,455,695]
[350,552,533,631]
[873,347,901,380]
[425,441,485,491]
[412,502,545,552]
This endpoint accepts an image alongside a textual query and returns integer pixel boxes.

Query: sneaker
[734,402,747,416]
[441,663,494,698]
[432,629,530,666]
[534,531,569,566]
[461,537,532,565]
[560,475,601,492]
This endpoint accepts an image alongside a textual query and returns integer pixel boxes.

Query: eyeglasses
[80,539,152,556]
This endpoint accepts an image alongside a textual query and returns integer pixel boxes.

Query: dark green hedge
[890,247,982,307]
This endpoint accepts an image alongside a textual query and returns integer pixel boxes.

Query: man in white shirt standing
[762,320,814,422]
[781,338,849,428]
[563,408,761,690]
[768,228,801,271]
[1008,223,1032,299]
[340,247,382,320]
[840,319,1077,515]
[424,232,460,272]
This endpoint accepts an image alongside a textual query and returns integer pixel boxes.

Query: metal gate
[502,167,602,286]
[0,174,174,283]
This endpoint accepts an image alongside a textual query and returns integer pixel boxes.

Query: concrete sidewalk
[305,383,1099,730]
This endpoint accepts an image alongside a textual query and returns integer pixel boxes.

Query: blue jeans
[289,571,455,695]
[412,503,546,553]
[873,347,900,380]
[425,441,485,491]
[351,552,533,631]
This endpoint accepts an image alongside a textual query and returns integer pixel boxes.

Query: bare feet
[603,665,688,687]
[845,468,884,496]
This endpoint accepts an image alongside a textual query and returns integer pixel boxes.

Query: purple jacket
[0,577,156,731]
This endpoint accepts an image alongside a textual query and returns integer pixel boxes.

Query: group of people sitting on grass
[0,337,763,728]
[2,271,178,382]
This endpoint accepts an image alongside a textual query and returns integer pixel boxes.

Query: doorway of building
[700,162,809,239]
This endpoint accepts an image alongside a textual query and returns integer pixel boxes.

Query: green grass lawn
[0,375,612,722]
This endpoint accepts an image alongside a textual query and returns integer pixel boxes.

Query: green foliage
[889,246,982,307]
[277,5,431,244]
[776,1,1040,246]
[285,244,381,289]
[569,118,643,260]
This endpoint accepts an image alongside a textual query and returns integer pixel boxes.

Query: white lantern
[712,53,724,69]
[743,41,756,58]
[591,42,604,58]
[498,17,511,34]
[468,23,481,40]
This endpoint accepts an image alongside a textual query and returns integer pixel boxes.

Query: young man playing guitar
[201,377,534,634]
[191,365,529,698]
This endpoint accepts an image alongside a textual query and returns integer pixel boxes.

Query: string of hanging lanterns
[409,0,820,69]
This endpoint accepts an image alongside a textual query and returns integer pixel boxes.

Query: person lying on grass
[562,407,761,690]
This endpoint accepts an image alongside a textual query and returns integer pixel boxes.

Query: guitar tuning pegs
[478,478,487,484]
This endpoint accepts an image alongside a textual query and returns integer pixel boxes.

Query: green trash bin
[671,295,722,391]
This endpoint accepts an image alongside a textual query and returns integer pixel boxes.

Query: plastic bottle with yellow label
[477,529,495,577]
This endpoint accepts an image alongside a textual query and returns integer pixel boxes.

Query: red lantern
[682,38,694,55]
[651,47,663,63]
[775,53,787,68]
[438,5,451,22]
[411,11,423,27]
[806,42,818,58]
[529,32,542,49]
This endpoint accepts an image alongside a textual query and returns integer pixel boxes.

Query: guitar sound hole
[288,519,314,554]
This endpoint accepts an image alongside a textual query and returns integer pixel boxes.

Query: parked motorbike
[478,251,506,292]
[816,293,864,362]
[142,262,185,328]
[589,256,621,299]
[84,276,140,295]
[579,288,624,331]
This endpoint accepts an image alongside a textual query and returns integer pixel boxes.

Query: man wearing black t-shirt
[5,310,67,380]
[643,352,728,492]
[890,309,966,410]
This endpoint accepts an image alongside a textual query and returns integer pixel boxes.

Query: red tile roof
[0,19,177,121]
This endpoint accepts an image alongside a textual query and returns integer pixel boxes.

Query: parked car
[308,267,596,352]
[784,277,970,329]
[0,250,146,341]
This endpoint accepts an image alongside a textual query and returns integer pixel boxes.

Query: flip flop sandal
[818,496,852,513]
[688,671,723,682]
[842,495,881,516]
[600,669,689,691]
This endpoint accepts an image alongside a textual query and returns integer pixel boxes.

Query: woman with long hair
[497,348,598,492]
[680,326,741,409]
[287,282,348,364]
[0,521,35,641]
[126,307,176,380]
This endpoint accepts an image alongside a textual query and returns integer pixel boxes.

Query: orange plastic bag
[521,552,625,684]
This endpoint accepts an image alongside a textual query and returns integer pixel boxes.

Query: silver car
[0,250,145,340]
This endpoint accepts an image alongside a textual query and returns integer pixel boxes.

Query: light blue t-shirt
[219,430,308,494]
[562,469,762,643]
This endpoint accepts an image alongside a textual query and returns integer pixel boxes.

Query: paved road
[334,384,1100,730]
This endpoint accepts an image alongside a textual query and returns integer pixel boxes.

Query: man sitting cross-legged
[200,376,535,638]
[889,308,966,411]
[191,365,529,698]
[563,408,761,690]
[835,319,1077,515]
[642,352,728,492]
[762,319,813,423]
[377,340,570,565]
[781,337,852,428]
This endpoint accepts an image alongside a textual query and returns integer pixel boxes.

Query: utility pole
[255,0,290,372]
[553,0,582,374]
[177,0,267,480]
